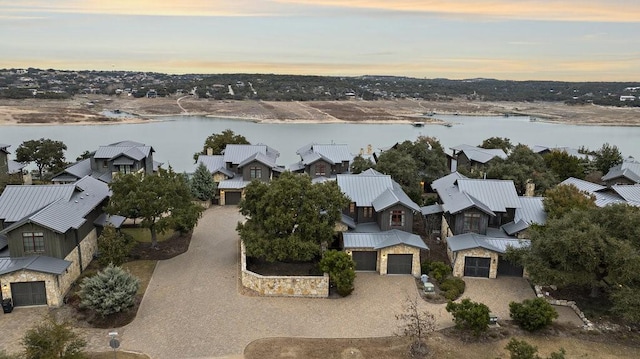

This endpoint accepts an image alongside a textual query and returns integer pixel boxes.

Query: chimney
[206,147,213,156]
[525,181,535,197]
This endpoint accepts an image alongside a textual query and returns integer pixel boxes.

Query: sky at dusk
[1,1,639,81]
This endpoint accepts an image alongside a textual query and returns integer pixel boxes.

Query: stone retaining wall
[240,241,329,298]
[534,285,594,330]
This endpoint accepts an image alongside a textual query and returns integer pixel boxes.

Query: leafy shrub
[505,338,566,359]
[97,225,135,266]
[319,250,356,297]
[428,261,452,282]
[509,298,558,332]
[420,260,431,276]
[445,298,490,336]
[21,314,88,359]
[439,277,465,300]
[79,264,139,317]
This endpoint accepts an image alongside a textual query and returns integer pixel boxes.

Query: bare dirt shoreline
[1,95,639,127]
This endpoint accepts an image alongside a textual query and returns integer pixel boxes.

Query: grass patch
[89,352,150,359]
[121,260,157,296]
[121,227,176,243]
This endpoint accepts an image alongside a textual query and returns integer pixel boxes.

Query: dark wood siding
[356,207,376,223]
[241,161,271,182]
[307,160,332,178]
[7,223,64,258]
[453,209,489,235]
[378,204,414,232]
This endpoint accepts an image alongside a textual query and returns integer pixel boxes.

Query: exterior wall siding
[8,223,63,258]
[79,229,98,271]
[379,204,414,232]
[453,209,489,235]
[345,248,379,272]
[307,160,332,178]
[241,161,271,182]
[356,207,376,223]
[0,270,61,307]
[379,244,422,277]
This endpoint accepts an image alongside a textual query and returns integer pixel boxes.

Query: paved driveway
[0,206,581,357]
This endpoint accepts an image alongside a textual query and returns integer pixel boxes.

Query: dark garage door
[464,257,491,277]
[387,254,413,274]
[352,251,377,271]
[497,256,524,277]
[225,191,242,205]
[11,282,47,306]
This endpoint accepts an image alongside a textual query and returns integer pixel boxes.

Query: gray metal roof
[611,185,640,206]
[337,173,393,206]
[288,161,306,172]
[1,176,110,234]
[51,158,92,182]
[420,204,443,216]
[0,184,76,223]
[561,177,606,193]
[532,145,594,161]
[560,177,626,207]
[515,197,547,225]
[353,222,381,233]
[456,179,520,212]
[343,229,428,250]
[501,220,530,236]
[447,232,529,253]
[7,160,25,174]
[109,140,146,147]
[196,155,233,177]
[451,144,507,163]
[0,255,72,275]
[438,184,496,216]
[93,213,126,228]
[372,187,421,212]
[359,168,384,176]
[431,171,467,193]
[309,144,353,164]
[0,143,9,153]
[112,156,135,165]
[341,214,356,229]
[602,157,640,183]
[218,179,251,190]
[223,144,279,165]
[238,152,279,169]
[94,145,152,160]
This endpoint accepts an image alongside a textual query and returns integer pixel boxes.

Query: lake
[2,115,639,173]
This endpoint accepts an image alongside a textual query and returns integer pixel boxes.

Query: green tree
[375,148,421,200]
[485,144,558,195]
[479,137,514,154]
[15,138,67,180]
[509,298,558,331]
[543,151,586,180]
[22,315,87,359]
[505,338,566,359]
[75,150,93,162]
[97,225,135,266]
[319,250,356,296]
[350,154,374,174]
[543,184,596,220]
[395,296,436,357]
[79,264,139,317]
[190,162,217,201]
[237,172,349,262]
[445,298,490,336]
[106,167,204,248]
[193,129,249,162]
[593,143,622,174]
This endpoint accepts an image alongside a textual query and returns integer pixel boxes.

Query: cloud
[277,0,640,22]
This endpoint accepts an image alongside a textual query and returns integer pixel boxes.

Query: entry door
[11,282,47,306]
[387,254,413,274]
[464,257,491,277]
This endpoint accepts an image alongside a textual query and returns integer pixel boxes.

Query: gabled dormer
[291,143,354,179]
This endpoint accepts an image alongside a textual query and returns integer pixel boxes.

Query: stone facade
[379,244,422,277]
[79,229,98,271]
[451,248,498,278]
[219,189,244,206]
[240,241,329,298]
[0,271,61,306]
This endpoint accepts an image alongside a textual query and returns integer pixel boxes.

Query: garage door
[464,257,490,277]
[497,256,524,277]
[225,191,242,205]
[11,282,47,306]
[387,254,413,274]
[352,251,377,271]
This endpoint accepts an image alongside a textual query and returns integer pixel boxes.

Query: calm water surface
[1,115,639,173]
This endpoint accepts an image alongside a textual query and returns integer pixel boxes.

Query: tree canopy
[543,151,587,180]
[21,315,87,359]
[15,138,67,180]
[542,184,596,220]
[190,162,217,201]
[106,167,204,248]
[593,143,623,174]
[193,129,249,162]
[479,137,514,154]
[237,171,349,262]
[484,144,558,195]
[350,154,375,174]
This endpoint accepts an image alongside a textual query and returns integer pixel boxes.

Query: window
[463,212,482,233]
[315,163,326,176]
[363,207,373,218]
[23,232,45,253]
[250,166,262,179]
[349,202,355,214]
[119,165,131,174]
[102,160,108,168]
[390,210,405,227]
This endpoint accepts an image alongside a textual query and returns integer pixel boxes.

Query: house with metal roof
[51,140,162,184]
[449,144,507,173]
[531,145,594,161]
[0,176,123,307]
[336,170,427,276]
[290,143,354,180]
[602,157,640,186]
[561,177,640,207]
[216,144,284,205]
[1,143,26,185]
[429,173,539,278]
